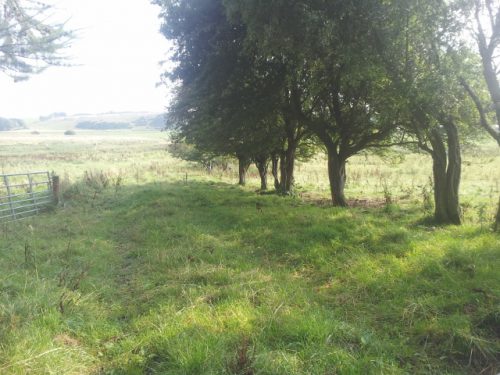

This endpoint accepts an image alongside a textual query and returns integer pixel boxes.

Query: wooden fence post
[52,175,60,205]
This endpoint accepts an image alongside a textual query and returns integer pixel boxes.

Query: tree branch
[460,78,500,146]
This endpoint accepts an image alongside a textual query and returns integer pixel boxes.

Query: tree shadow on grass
[112,180,422,262]
[26,179,498,374]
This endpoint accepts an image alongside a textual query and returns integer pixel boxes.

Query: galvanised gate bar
[0,171,54,223]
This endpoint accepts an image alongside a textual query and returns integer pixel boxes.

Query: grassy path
[0,181,499,374]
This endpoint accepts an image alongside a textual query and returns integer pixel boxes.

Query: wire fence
[0,172,54,223]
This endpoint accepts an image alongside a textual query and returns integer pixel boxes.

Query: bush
[167,141,231,172]
[64,130,76,136]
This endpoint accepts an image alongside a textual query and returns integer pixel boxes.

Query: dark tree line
[154,0,500,226]
[0,117,25,131]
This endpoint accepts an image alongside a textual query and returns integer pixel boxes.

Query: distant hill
[76,121,131,130]
[17,111,166,132]
[39,112,67,121]
[0,117,26,131]
[133,114,166,130]
[75,114,166,131]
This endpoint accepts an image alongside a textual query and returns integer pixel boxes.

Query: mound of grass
[0,181,498,374]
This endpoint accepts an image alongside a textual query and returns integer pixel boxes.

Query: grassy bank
[0,179,499,374]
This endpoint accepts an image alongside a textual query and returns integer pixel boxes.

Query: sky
[0,0,172,118]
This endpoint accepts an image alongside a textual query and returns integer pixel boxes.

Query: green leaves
[0,0,73,81]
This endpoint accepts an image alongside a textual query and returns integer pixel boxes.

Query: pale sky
[0,0,171,118]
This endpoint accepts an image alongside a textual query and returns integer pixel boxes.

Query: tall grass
[0,180,498,374]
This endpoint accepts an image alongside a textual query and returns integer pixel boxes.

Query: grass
[0,129,499,374]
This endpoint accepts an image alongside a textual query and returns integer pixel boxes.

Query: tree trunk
[279,151,287,193]
[277,142,297,195]
[432,159,449,223]
[271,154,280,190]
[284,141,296,193]
[429,129,451,223]
[444,121,461,225]
[327,147,348,207]
[255,157,268,191]
[237,156,250,186]
[428,126,462,225]
[479,49,500,129]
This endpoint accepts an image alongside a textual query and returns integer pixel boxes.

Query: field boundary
[0,171,54,223]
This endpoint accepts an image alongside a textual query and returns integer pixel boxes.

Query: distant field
[0,129,161,146]
[0,129,171,182]
[1,128,499,222]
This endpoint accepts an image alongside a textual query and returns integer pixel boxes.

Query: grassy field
[0,129,499,374]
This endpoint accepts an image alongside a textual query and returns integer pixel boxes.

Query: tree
[156,0,287,188]
[305,7,400,207]
[460,0,500,230]
[156,0,490,218]
[0,0,72,81]
[229,0,402,206]
[370,0,482,224]
[156,0,316,192]
[463,0,500,146]
[225,1,321,195]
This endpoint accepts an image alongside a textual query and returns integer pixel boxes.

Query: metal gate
[0,172,53,223]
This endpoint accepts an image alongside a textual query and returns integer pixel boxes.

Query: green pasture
[0,130,498,374]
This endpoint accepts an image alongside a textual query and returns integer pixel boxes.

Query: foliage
[155,0,286,164]
[0,0,73,81]
[133,114,166,130]
[0,117,25,131]
[157,0,488,207]
[459,0,500,146]
[166,140,231,171]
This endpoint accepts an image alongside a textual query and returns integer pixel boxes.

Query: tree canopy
[0,0,72,81]
[155,0,497,223]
